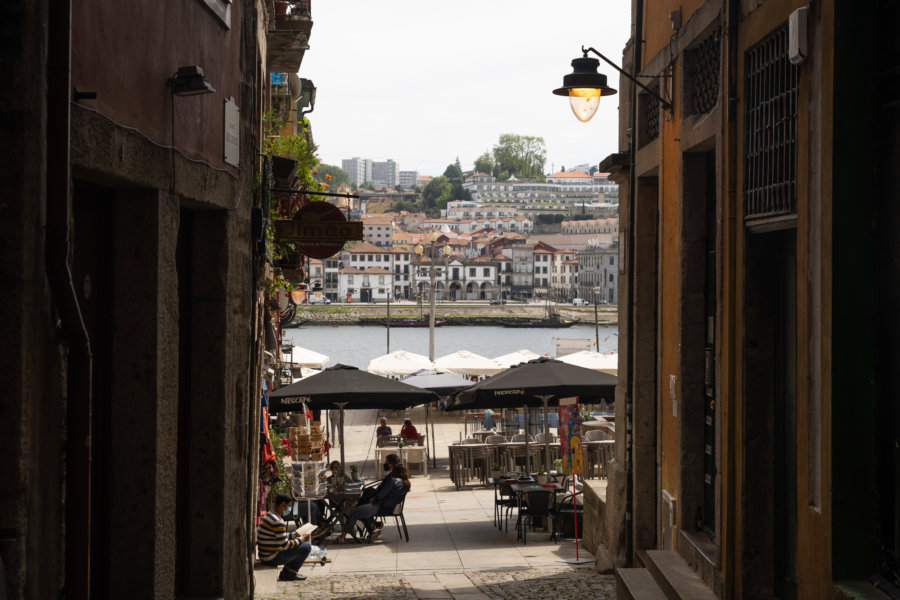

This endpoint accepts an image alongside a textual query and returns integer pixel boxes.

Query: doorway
[742,229,798,599]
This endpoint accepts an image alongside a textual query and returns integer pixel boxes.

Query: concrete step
[645,550,718,600]
[616,568,667,600]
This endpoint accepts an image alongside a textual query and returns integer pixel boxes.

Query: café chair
[375,492,409,542]
[516,488,555,545]
[552,490,584,542]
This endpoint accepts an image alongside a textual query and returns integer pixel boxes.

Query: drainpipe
[624,0,644,568]
[47,1,93,598]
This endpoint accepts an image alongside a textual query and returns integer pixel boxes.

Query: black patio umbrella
[268,364,440,466]
[400,370,474,467]
[448,357,617,472]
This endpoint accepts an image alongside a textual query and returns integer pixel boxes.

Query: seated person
[258,492,311,581]
[326,460,357,483]
[399,418,418,442]
[375,417,392,437]
[338,461,410,544]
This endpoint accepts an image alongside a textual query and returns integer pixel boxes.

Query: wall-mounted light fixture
[298,77,316,119]
[553,46,672,122]
[167,65,215,96]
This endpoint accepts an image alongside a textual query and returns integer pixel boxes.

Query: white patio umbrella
[434,350,504,376]
[366,350,433,376]
[492,349,541,369]
[557,350,619,374]
[281,345,329,368]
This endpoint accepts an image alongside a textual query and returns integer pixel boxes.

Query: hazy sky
[301,1,632,177]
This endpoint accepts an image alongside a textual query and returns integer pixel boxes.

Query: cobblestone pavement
[263,567,616,599]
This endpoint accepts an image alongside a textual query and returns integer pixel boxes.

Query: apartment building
[362,214,395,247]
[461,171,619,214]
[399,170,418,189]
[576,241,617,304]
[341,156,373,186]
[560,217,619,235]
[371,159,400,188]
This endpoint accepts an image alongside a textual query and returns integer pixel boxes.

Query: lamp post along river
[414,233,451,362]
[415,232,451,468]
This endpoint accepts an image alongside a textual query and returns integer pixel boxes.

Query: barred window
[743,26,799,221]
[692,30,720,115]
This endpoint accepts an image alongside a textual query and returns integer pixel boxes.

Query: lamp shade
[553,56,617,122]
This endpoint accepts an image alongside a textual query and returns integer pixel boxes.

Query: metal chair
[375,493,409,542]
[510,433,533,443]
[552,490,584,542]
[534,432,557,443]
[485,435,507,445]
[516,488,555,544]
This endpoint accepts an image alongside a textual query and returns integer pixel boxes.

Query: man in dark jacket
[337,454,405,543]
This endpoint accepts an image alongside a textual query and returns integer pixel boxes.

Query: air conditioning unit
[661,490,677,549]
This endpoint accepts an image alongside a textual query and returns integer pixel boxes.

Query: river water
[283,324,618,368]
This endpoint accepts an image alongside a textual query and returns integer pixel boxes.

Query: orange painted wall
[641,0,706,70]
[658,63,682,508]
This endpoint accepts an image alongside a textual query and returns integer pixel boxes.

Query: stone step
[616,568,667,600]
[645,550,719,600]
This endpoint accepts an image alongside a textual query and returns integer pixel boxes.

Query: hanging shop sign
[274,202,363,259]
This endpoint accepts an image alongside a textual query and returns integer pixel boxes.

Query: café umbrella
[268,364,441,466]
[448,357,617,473]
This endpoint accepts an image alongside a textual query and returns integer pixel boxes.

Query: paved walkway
[256,409,616,599]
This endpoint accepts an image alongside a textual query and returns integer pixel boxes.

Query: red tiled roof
[347,241,387,253]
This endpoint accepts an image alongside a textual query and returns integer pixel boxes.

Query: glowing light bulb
[568,88,602,122]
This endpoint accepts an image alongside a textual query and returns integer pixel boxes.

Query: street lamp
[553,46,672,122]
[414,233,452,362]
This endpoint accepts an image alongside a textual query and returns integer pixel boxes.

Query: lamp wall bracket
[581,46,673,111]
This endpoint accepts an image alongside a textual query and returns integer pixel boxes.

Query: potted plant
[349,465,358,481]
[535,465,548,484]
[490,464,504,480]
[553,458,564,475]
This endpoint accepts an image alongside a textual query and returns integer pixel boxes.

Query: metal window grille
[694,31,720,115]
[645,89,660,142]
[743,26,799,221]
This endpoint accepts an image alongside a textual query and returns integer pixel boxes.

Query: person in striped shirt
[258,493,311,582]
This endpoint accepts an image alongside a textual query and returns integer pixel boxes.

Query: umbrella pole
[339,406,346,470]
[542,397,551,476]
[523,405,530,474]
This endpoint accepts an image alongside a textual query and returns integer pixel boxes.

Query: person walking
[258,492,312,581]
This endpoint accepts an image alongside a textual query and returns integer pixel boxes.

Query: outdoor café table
[509,482,565,543]
[488,476,534,528]
[324,485,364,538]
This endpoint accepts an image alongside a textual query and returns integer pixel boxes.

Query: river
[283,324,618,368]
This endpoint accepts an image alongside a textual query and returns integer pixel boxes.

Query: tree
[492,134,547,181]
[422,176,452,209]
[443,163,463,183]
[316,163,351,187]
[454,156,462,172]
[474,151,494,175]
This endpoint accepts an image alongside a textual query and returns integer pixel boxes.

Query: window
[609,273,614,283]
[483,268,490,276]
[609,256,615,265]
[469,268,476,277]
[348,275,354,284]
[379,276,385,284]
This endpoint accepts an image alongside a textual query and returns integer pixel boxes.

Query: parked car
[489,298,507,305]
[572,298,589,306]
[307,296,331,305]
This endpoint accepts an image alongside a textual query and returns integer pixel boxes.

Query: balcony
[267,1,313,73]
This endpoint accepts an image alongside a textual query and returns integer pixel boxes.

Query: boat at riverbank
[499,317,579,328]
[382,319,447,328]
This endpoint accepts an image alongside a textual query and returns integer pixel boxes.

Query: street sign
[274,202,363,259]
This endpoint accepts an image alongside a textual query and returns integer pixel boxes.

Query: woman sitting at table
[400,418,418,442]
[375,417,392,437]
[338,460,409,543]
